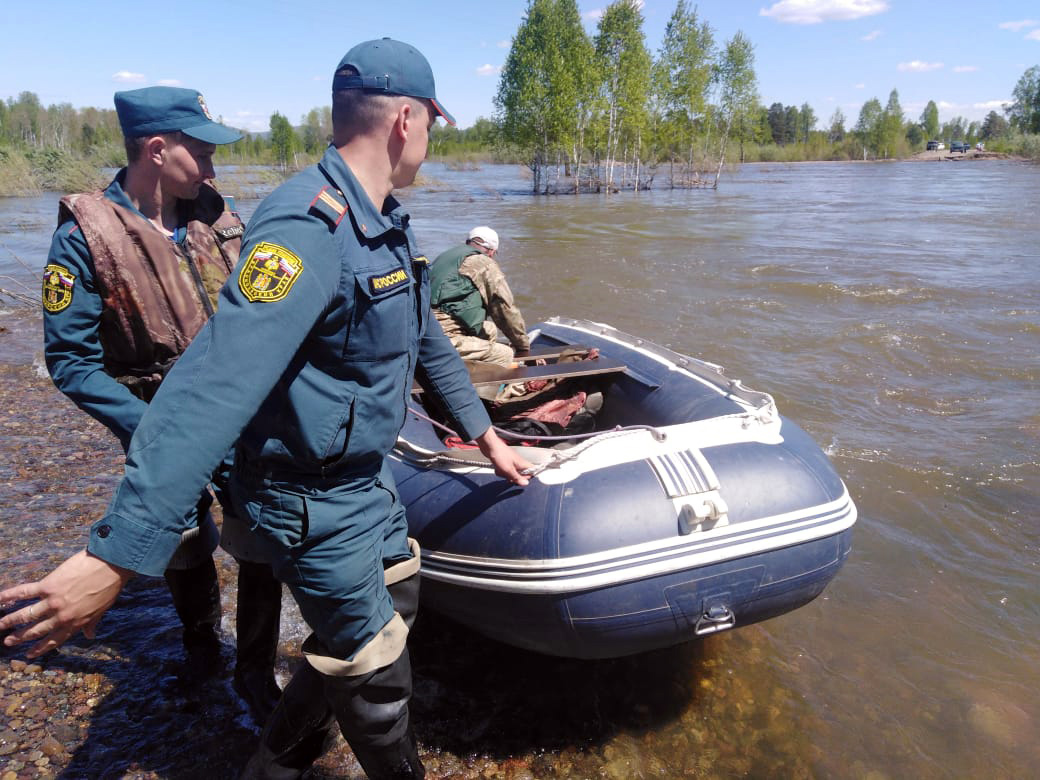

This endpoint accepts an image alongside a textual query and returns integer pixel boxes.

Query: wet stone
[39,735,65,758]
[8,660,25,672]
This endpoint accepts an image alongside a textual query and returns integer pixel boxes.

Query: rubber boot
[233,559,283,726]
[239,662,338,779]
[325,651,424,780]
[163,557,222,672]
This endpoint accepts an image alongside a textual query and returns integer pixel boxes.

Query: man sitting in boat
[430,226,530,367]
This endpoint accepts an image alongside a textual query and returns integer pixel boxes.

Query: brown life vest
[58,181,244,399]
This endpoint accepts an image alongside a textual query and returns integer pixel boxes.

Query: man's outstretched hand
[0,550,131,658]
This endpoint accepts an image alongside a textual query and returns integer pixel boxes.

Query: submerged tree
[495,0,595,193]
[594,0,652,190]
[712,31,757,178]
[653,0,715,177]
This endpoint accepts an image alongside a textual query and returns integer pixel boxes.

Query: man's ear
[393,100,413,142]
[144,135,167,166]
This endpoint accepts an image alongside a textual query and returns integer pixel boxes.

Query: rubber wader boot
[239,662,338,779]
[326,651,425,780]
[233,559,283,726]
[163,557,222,669]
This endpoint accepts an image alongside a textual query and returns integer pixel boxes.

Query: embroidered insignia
[42,263,75,313]
[214,225,245,241]
[238,242,303,302]
[198,94,213,120]
[308,187,348,229]
[368,268,409,296]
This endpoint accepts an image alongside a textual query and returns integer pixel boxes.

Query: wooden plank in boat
[411,355,625,394]
[465,355,626,388]
[513,344,592,362]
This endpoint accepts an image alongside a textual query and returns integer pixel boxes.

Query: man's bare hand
[475,427,533,486]
[0,550,132,658]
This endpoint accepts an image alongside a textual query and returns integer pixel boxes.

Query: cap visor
[182,122,243,145]
[430,98,456,127]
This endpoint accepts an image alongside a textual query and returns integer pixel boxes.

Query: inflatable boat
[389,317,856,659]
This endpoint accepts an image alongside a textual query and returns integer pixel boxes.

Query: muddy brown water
[0,160,1037,778]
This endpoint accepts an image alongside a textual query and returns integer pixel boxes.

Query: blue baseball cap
[114,86,242,144]
[332,38,456,126]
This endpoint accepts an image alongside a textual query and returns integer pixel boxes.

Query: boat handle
[694,605,735,636]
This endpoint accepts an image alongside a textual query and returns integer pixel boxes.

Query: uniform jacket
[430,245,530,352]
[43,171,243,447]
[88,146,492,576]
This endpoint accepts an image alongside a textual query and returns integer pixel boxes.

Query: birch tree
[594,0,651,190]
[652,0,714,176]
[495,0,593,193]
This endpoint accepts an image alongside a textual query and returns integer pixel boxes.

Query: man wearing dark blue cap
[36,85,283,723]
[1,43,532,779]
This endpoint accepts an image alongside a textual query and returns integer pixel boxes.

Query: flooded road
[1,159,1038,777]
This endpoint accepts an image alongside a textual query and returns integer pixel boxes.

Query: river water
[0,159,1037,778]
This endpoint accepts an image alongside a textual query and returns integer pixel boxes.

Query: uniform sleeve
[42,221,148,450]
[459,255,530,351]
[415,315,492,442]
[87,224,337,575]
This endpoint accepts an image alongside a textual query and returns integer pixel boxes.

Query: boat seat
[512,344,592,363]
[465,355,626,389]
[412,354,626,394]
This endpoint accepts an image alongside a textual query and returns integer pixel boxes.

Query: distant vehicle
[935,141,946,151]
[975,142,985,151]
[951,141,968,153]
[926,140,939,151]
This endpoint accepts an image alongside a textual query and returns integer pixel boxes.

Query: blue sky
[2,0,1038,132]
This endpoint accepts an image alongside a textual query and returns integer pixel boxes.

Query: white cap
[467,226,499,251]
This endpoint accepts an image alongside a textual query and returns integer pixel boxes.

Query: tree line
[3,3,1040,196]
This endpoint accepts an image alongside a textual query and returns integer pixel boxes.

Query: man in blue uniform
[40,85,283,723]
[1,39,530,779]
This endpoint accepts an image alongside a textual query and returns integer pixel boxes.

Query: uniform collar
[319,146,409,240]
[106,169,143,215]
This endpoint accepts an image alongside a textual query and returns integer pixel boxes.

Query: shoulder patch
[309,186,348,229]
[42,263,76,313]
[238,243,304,302]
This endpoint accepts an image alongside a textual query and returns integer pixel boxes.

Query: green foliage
[495,0,595,190]
[920,101,940,139]
[269,112,297,170]
[653,0,715,162]
[1007,65,1040,134]
[594,0,653,184]
[980,111,1009,140]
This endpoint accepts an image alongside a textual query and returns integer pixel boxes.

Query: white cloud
[1027,29,1040,40]
[233,110,271,133]
[862,29,881,41]
[952,65,978,73]
[156,79,182,87]
[583,9,603,21]
[497,40,510,49]
[974,100,1008,110]
[760,0,889,24]
[998,20,1038,32]
[112,70,146,83]
[897,60,944,72]
[476,64,501,77]
[854,82,866,89]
